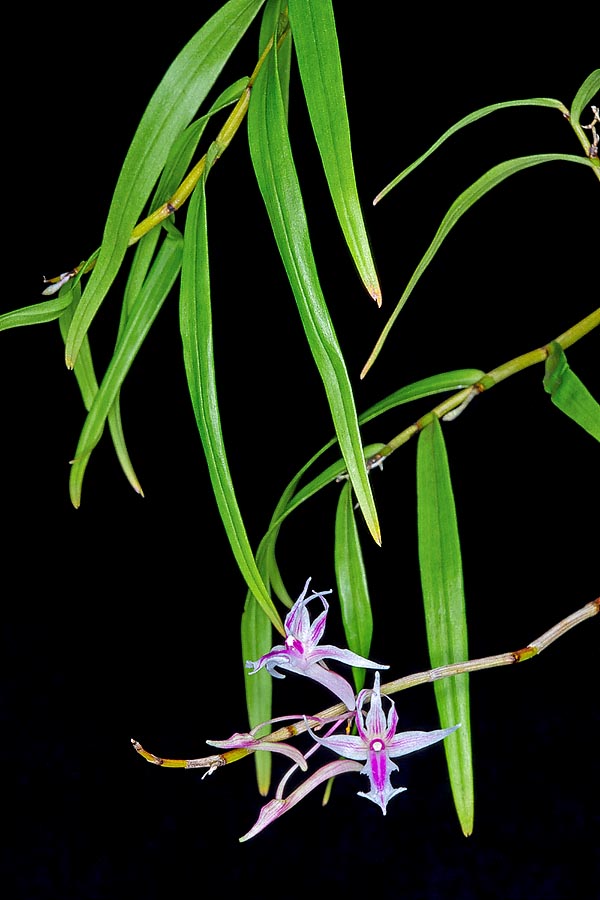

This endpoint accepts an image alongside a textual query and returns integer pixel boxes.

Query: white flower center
[371,739,384,752]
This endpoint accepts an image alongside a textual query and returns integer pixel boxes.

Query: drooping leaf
[373,98,568,204]
[289,0,381,304]
[241,549,274,796]
[0,290,75,330]
[544,341,600,442]
[248,18,381,546]
[416,415,473,836]
[363,154,596,377]
[334,481,374,693]
[179,171,283,635]
[58,281,143,498]
[69,225,184,507]
[358,370,485,424]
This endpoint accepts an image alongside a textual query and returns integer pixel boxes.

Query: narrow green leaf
[248,21,381,546]
[69,228,184,506]
[544,341,600,442]
[65,0,265,368]
[179,173,283,634]
[417,416,473,836]
[64,81,251,498]
[374,98,568,204]
[363,154,595,377]
[258,0,292,119]
[241,550,274,795]
[239,422,318,792]
[0,290,75,330]
[358,370,485,424]
[334,481,374,693]
[288,0,381,304]
[59,283,143,497]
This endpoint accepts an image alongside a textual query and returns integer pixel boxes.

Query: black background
[3,5,599,899]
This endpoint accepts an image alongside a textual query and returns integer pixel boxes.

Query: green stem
[371,307,600,462]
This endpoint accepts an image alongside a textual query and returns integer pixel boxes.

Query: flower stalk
[132,595,598,838]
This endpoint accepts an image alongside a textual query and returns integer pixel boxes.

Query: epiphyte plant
[2,1,598,841]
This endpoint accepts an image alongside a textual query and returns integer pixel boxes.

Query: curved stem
[131,596,598,771]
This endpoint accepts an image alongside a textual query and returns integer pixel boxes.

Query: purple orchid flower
[307,671,461,814]
[245,578,388,710]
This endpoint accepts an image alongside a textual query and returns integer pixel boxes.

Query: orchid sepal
[238,759,363,842]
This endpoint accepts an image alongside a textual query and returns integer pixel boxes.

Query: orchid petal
[239,798,286,843]
[307,604,329,644]
[387,724,461,758]
[301,663,358,709]
[309,644,388,670]
[284,598,311,639]
[363,687,389,738]
[306,727,368,761]
[239,759,363,842]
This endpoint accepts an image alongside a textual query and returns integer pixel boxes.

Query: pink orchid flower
[308,671,460,813]
[245,578,388,710]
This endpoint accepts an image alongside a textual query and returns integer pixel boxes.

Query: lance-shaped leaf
[65,0,265,369]
[180,171,283,635]
[0,291,75,330]
[288,0,381,304]
[240,422,324,795]
[335,480,374,693]
[373,98,568,204]
[248,23,381,546]
[69,226,184,507]
[417,415,473,836]
[241,551,275,796]
[362,154,596,378]
[59,281,143,498]
[544,341,600,443]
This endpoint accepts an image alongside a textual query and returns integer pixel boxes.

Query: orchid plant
[139,580,461,839]
[2,0,598,843]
